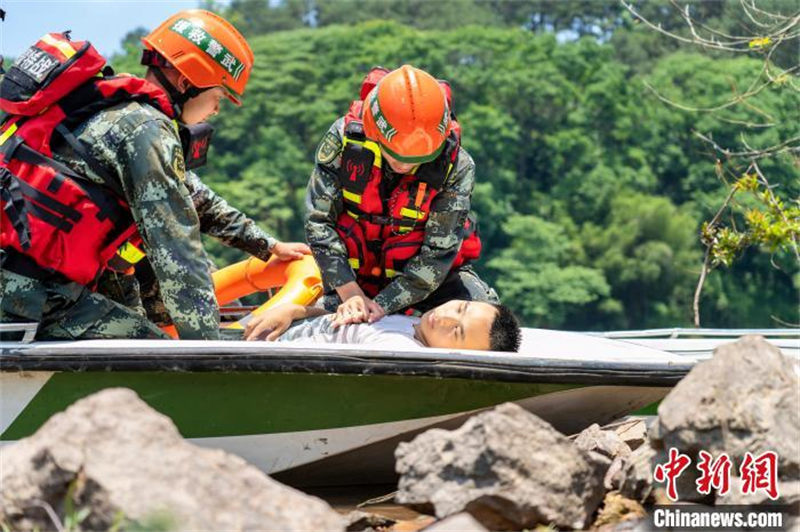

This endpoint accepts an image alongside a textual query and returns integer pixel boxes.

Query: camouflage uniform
[124,170,278,327]
[306,118,499,314]
[1,101,219,340]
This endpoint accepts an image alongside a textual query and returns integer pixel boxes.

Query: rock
[423,513,488,531]
[616,443,701,503]
[611,418,649,451]
[392,516,437,532]
[0,388,344,532]
[657,336,800,479]
[575,423,633,490]
[395,402,606,531]
[594,518,649,532]
[604,457,627,491]
[616,444,657,502]
[716,477,800,513]
[575,423,632,461]
[592,491,646,529]
[345,510,395,532]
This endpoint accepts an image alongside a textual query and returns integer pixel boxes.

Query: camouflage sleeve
[115,119,220,340]
[373,150,476,314]
[185,171,277,261]
[304,118,358,290]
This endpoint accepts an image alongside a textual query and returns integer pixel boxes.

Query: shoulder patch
[171,144,186,181]
[316,131,342,165]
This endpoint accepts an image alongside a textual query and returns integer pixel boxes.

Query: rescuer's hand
[244,304,301,341]
[332,295,385,327]
[271,241,312,261]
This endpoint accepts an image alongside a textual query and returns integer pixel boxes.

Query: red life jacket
[334,67,481,297]
[0,32,175,287]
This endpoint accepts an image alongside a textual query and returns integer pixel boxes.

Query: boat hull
[1,370,667,485]
[0,333,691,486]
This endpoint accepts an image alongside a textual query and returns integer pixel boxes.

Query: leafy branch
[622,0,800,326]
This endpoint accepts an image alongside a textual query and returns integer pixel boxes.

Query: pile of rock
[1,335,796,532]
[391,335,799,531]
[0,388,345,532]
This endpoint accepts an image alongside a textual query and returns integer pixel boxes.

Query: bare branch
[693,248,711,327]
[624,0,800,53]
[769,314,800,327]
[744,0,797,22]
[29,499,65,532]
[641,78,775,115]
[717,117,775,128]
[741,0,774,29]
[694,131,800,160]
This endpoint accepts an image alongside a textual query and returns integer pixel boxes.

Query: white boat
[1,327,692,485]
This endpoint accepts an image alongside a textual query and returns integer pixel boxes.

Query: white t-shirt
[277,314,423,348]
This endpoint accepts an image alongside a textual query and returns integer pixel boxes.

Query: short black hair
[489,304,522,352]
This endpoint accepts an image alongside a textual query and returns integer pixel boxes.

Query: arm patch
[316,131,342,165]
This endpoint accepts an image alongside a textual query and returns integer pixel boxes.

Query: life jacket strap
[0,168,31,249]
[0,247,71,284]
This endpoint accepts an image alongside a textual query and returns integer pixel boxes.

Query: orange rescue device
[213,255,322,330]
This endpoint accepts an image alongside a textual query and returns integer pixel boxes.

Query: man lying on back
[243,300,521,352]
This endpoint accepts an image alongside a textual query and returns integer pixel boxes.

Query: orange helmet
[142,10,253,105]
[362,65,451,164]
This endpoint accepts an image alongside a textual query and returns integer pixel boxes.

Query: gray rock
[395,402,606,530]
[0,388,344,532]
[575,423,632,461]
[657,336,800,479]
[716,477,800,513]
[345,510,395,532]
[595,518,650,532]
[575,423,633,491]
[617,443,702,503]
[423,513,489,531]
[612,418,649,451]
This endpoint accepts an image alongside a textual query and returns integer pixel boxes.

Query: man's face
[381,149,418,175]
[415,300,497,350]
[180,86,227,125]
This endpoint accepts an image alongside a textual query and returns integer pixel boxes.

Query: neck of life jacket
[0,32,203,289]
[333,113,482,299]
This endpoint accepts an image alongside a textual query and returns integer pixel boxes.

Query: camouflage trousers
[319,265,500,313]
[97,257,219,328]
[0,269,167,341]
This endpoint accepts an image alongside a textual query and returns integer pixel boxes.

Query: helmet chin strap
[149,65,206,117]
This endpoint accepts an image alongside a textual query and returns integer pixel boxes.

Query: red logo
[654,447,692,501]
[654,448,781,501]
[192,138,209,160]
[696,450,732,496]
[346,159,364,182]
[740,451,779,500]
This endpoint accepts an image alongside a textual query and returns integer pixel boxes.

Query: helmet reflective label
[169,18,245,81]
[437,104,450,135]
[368,91,397,142]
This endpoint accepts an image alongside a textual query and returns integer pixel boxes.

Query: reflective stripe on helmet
[168,18,246,81]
